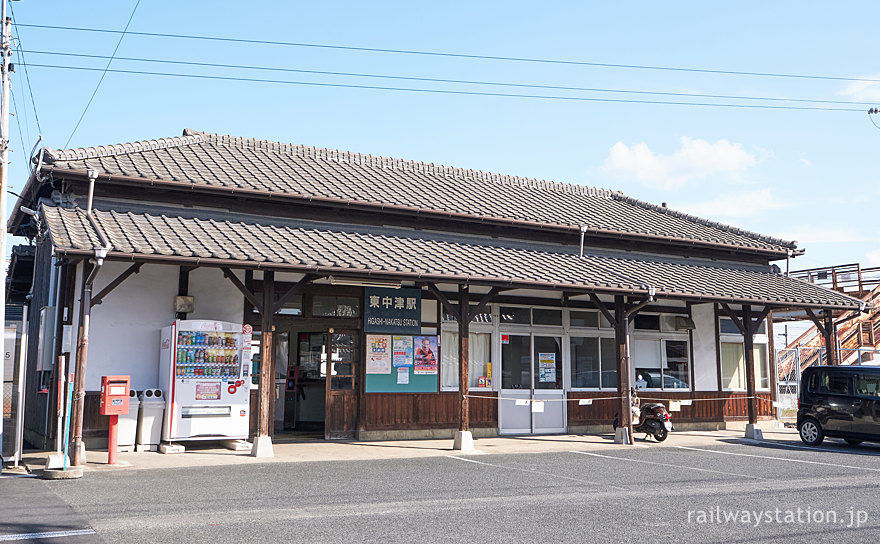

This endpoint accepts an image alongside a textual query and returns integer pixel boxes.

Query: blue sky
[7,1,880,270]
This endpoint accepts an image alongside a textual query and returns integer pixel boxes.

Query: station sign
[364,287,421,334]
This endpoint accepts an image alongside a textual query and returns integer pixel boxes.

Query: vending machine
[159,320,253,442]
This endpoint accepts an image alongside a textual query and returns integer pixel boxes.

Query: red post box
[100,375,131,415]
[100,375,130,465]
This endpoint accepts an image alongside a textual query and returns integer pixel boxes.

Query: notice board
[364,333,438,393]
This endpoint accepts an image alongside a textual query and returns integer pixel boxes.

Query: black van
[798,365,880,446]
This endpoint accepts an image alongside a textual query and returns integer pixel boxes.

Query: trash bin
[136,389,165,452]
[117,389,139,452]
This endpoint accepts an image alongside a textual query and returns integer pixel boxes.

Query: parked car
[797,365,880,446]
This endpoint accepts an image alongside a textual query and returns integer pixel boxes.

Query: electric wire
[870,112,880,131]
[13,22,880,84]
[22,63,864,112]
[9,88,26,160]
[9,2,41,135]
[63,0,141,149]
[21,49,875,108]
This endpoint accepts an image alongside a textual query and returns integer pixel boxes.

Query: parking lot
[4,430,880,543]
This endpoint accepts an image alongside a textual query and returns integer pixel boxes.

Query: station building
[8,129,863,452]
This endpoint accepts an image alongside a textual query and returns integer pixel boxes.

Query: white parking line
[676,445,880,472]
[569,450,765,480]
[0,529,96,541]
[741,438,880,457]
[447,455,626,490]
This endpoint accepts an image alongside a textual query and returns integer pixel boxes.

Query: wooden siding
[362,392,498,431]
[567,391,774,426]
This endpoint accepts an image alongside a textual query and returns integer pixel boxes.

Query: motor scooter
[612,388,673,442]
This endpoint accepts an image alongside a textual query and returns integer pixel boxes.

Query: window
[569,311,599,328]
[313,295,360,317]
[634,314,660,331]
[721,342,769,390]
[499,306,530,325]
[856,374,880,397]
[532,308,562,326]
[720,317,767,335]
[570,337,600,388]
[440,331,492,389]
[533,336,562,389]
[633,339,689,390]
[819,372,851,395]
[442,303,492,324]
[253,294,303,315]
[599,337,617,389]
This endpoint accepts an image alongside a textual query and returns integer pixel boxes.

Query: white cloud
[799,157,812,167]
[601,136,757,190]
[839,75,880,101]
[675,188,791,219]
[775,226,872,245]
[866,249,880,267]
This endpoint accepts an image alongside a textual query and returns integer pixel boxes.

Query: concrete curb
[41,467,84,480]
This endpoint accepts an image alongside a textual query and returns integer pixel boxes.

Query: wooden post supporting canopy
[742,305,757,425]
[251,270,275,457]
[613,295,633,443]
[458,285,470,432]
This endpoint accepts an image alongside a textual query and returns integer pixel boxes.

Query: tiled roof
[38,129,796,254]
[41,205,860,309]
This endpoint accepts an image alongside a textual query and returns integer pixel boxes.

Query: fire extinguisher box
[100,375,131,416]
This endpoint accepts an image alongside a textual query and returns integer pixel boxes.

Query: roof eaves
[612,193,797,251]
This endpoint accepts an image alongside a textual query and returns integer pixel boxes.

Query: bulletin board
[365,334,438,393]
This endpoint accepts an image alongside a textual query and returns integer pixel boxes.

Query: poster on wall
[392,336,414,367]
[538,353,556,383]
[397,367,410,385]
[366,334,392,374]
[413,336,438,375]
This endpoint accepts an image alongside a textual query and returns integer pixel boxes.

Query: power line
[9,89,27,160]
[9,3,41,136]
[21,49,875,108]
[13,22,880,84]
[22,62,865,112]
[63,0,141,149]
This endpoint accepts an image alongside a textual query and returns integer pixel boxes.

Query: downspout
[70,169,111,467]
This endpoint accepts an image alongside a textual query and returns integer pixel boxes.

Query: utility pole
[0,3,11,475]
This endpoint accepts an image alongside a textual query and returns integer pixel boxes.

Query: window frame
[718,315,771,392]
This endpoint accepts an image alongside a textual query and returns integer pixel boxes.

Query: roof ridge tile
[41,133,205,164]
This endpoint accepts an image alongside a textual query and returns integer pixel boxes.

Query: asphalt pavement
[9,433,880,543]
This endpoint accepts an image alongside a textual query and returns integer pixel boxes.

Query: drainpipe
[579,225,587,258]
[86,168,98,213]
[69,196,111,467]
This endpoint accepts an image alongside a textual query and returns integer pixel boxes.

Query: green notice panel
[365,367,438,393]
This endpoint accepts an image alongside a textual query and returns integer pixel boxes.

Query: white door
[532,336,566,434]
[499,334,566,434]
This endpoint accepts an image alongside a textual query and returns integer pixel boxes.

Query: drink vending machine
[159,320,252,441]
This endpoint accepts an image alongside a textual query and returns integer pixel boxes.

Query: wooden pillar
[614,295,633,440]
[742,305,757,425]
[824,313,838,366]
[176,266,190,320]
[458,285,470,432]
[71,262,94,467]
[258,271,275,438]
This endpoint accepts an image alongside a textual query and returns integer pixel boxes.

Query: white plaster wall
[187,268,245,323]
[86,263,178,391]
[691,303,719,391]
[79,264,246,391]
